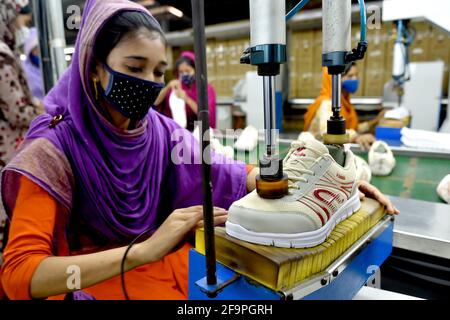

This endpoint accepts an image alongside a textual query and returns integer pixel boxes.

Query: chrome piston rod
[263,76,277,156]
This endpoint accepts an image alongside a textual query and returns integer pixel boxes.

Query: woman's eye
[127,66,143,73]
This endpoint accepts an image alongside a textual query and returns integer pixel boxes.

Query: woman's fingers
[359,191,366,200]
[196,214,229,229]
[358,181,400,215]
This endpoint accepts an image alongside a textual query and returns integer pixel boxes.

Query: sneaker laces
[283,141,324,190]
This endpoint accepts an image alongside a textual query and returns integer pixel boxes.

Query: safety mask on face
[342,79,359,94]
[30,53,40,67]
[180,73,195,86]
[102,63,164,121]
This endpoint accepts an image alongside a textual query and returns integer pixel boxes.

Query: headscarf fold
[1,0,247,243]
[303,68,359,131]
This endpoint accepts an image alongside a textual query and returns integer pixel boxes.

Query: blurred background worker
[0,0,42,170]
[155,51,217,132]
[14,3,33,54]
[303,63,386,150]
[23,28,45,102]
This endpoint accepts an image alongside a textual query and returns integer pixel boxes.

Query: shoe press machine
[189,0,394,300]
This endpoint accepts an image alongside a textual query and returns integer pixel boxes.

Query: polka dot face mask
[102,63,164,121]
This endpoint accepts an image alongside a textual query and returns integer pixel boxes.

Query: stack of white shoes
[368,141,396,176]
[193,126,235,159]
[234,125,259,152]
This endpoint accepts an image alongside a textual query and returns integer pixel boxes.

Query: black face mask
[102,63,164,121]
[181,73,195,86]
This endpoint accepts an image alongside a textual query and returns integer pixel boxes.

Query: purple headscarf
[1,0,247,243]
[23,27,45,101]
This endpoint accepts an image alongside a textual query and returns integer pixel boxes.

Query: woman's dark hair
[175,56,196,72]
[94,11,166,64]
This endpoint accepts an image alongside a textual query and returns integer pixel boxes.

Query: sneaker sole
[225,193,362,249]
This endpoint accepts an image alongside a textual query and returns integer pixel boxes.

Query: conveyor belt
[196,198,387,291]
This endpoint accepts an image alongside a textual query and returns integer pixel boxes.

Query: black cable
[120,227,157,300]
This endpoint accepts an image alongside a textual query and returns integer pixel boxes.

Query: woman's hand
[355,133,376,151]
[358,180,400,215]
[175,87,188,101]
[169,79,188,101]
[169,79,181,90]
[138,206,228,263]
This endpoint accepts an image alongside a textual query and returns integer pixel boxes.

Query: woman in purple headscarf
[0,0,257,300]
[155,51,217,131]
[23,27,45,102]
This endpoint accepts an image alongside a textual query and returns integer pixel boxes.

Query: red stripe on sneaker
[298,199,325,226]
[305,195,331,219]
[315,184,351,198]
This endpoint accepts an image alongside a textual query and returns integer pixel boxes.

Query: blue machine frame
[189,218,394,300]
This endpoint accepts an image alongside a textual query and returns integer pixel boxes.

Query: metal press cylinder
[322,0,352,54]
[392,42,406,79]
[250,0,286,47]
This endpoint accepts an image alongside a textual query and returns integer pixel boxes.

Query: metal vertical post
[191,0,217,286]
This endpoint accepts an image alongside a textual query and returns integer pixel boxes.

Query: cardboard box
[297,30,315,68]
[349,25,364,96]
[312,29,323,74]
[297,72,315,97]
[206,40,216,84]
[384,23,396,84]
[410,21,432,62]
[364,69,385,96]
[429,26,450,94]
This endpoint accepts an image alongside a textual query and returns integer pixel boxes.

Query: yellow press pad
[195,198,386,291]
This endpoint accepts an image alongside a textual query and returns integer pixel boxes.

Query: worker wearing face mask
[303,63,386,150]
[155,51,217,132]
[23,27,44,101]
[14,3,33,53]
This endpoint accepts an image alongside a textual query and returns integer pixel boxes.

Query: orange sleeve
[1,176,60,300]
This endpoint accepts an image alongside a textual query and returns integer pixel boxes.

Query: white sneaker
[368,141,396,176]
[437,174,450,204]
[298,131,316,142]
[355,155,372,182]
[234,125,259,151]
[226,138,361,248]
